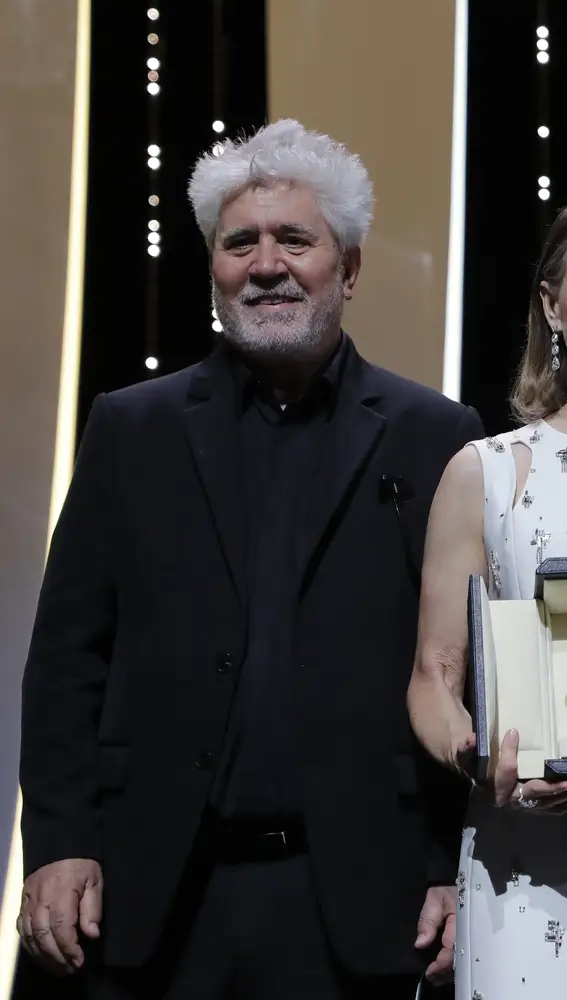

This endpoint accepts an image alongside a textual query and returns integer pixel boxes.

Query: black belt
[208,817,309,864]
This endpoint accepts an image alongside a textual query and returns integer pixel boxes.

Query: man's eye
[227,240,254,252]
[283,236,307,247]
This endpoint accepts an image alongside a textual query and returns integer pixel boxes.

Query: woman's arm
[407,444,487,770]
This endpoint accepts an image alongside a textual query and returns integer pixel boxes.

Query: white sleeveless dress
[455,419,567,1000]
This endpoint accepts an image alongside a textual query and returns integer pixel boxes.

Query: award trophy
[467,557,567,782]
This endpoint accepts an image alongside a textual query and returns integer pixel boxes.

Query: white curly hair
[188,119,374,251]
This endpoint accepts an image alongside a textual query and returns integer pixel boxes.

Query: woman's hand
[493,729,567,813]
[455,730,477,778]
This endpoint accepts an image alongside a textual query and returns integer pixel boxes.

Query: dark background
[12,1,567,996]
[462,0,567,434]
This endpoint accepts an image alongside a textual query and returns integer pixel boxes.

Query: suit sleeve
[20,394,117,876]
[424,402,485,887]
[457,405,485,449]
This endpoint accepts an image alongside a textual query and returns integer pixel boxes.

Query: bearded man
[18,120,483,1000]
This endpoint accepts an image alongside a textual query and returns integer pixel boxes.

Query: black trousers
[85,854,419,1000]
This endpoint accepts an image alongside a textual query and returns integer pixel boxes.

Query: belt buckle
[264,830,287,848]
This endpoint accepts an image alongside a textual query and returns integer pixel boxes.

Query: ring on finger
[517,785,539,809]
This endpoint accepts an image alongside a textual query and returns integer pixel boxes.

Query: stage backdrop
[267,0,461,392]
[0,1,88,994]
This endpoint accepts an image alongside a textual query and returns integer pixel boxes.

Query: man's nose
[248,237,288,278]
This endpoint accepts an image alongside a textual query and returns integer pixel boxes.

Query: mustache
[237,283,307,305]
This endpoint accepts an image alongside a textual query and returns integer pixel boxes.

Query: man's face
[211,181,360,363]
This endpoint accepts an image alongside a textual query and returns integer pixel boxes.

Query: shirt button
[195,749,214,770]
[216,652,234,674]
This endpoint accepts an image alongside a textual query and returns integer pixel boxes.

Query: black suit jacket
[20,338,483,976]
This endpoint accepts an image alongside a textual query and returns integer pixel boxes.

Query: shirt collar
[230,333,347,415]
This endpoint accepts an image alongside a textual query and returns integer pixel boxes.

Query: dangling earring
[551,325,562,372]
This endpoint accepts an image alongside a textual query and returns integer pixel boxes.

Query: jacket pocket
[98,745,131,792]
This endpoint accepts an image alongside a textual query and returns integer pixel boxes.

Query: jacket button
[216,652,234,674]
[195,749,214,770]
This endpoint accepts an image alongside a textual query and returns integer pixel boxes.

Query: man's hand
[415,885,456,985]
[17,859,103,975]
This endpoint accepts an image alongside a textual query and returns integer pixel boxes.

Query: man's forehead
[218,181,325,231]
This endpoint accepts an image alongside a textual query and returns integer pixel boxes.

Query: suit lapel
[299,343,388,585]
[181,347,247,608]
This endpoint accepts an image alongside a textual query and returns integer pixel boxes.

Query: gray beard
[212,280,344,362]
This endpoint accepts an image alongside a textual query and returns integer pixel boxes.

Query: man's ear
[343,246,361,301]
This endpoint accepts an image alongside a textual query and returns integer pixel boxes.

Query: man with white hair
[18,120,483,999]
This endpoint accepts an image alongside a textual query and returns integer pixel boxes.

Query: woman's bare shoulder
[433,444,484,511]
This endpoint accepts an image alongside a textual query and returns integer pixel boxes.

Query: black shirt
[210,337,346,820]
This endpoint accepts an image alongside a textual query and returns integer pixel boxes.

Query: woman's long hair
[510,207,567,423]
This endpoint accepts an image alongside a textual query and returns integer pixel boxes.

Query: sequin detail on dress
[486,437,505,453]
[489,549,502,596]
[545,921,565,958]
[530,528,551,565]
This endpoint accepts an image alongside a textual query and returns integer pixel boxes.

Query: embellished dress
[455,420,567,1000]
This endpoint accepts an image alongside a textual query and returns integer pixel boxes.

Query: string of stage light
[536,7,551,215]
[211,0,226,337]
[145,7,161,373]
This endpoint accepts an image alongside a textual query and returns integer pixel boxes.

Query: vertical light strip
[442,0,469,401]
[47,0,91,538]
[0,1,91,994]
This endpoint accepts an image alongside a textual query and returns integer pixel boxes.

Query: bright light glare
[148,219,160,231]
[537,51,550,64]
[212,120,225,133]
[147,244,160,257]
[145,356,159,370]
[149,194,160,206]
[537,39,549,51]
[212,320,223,333]
[539,188,551,201]
[538,125,550,138]
[537,26,549,38]
[147,57,161,70]
[147,156,160,170]
[148,144,161,156]
[147,82,160,96]
[147,232,161,244]
[147,8,159,20]
[538,175,550,188]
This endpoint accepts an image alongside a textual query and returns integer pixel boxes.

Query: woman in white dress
[408,206,567,1000]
